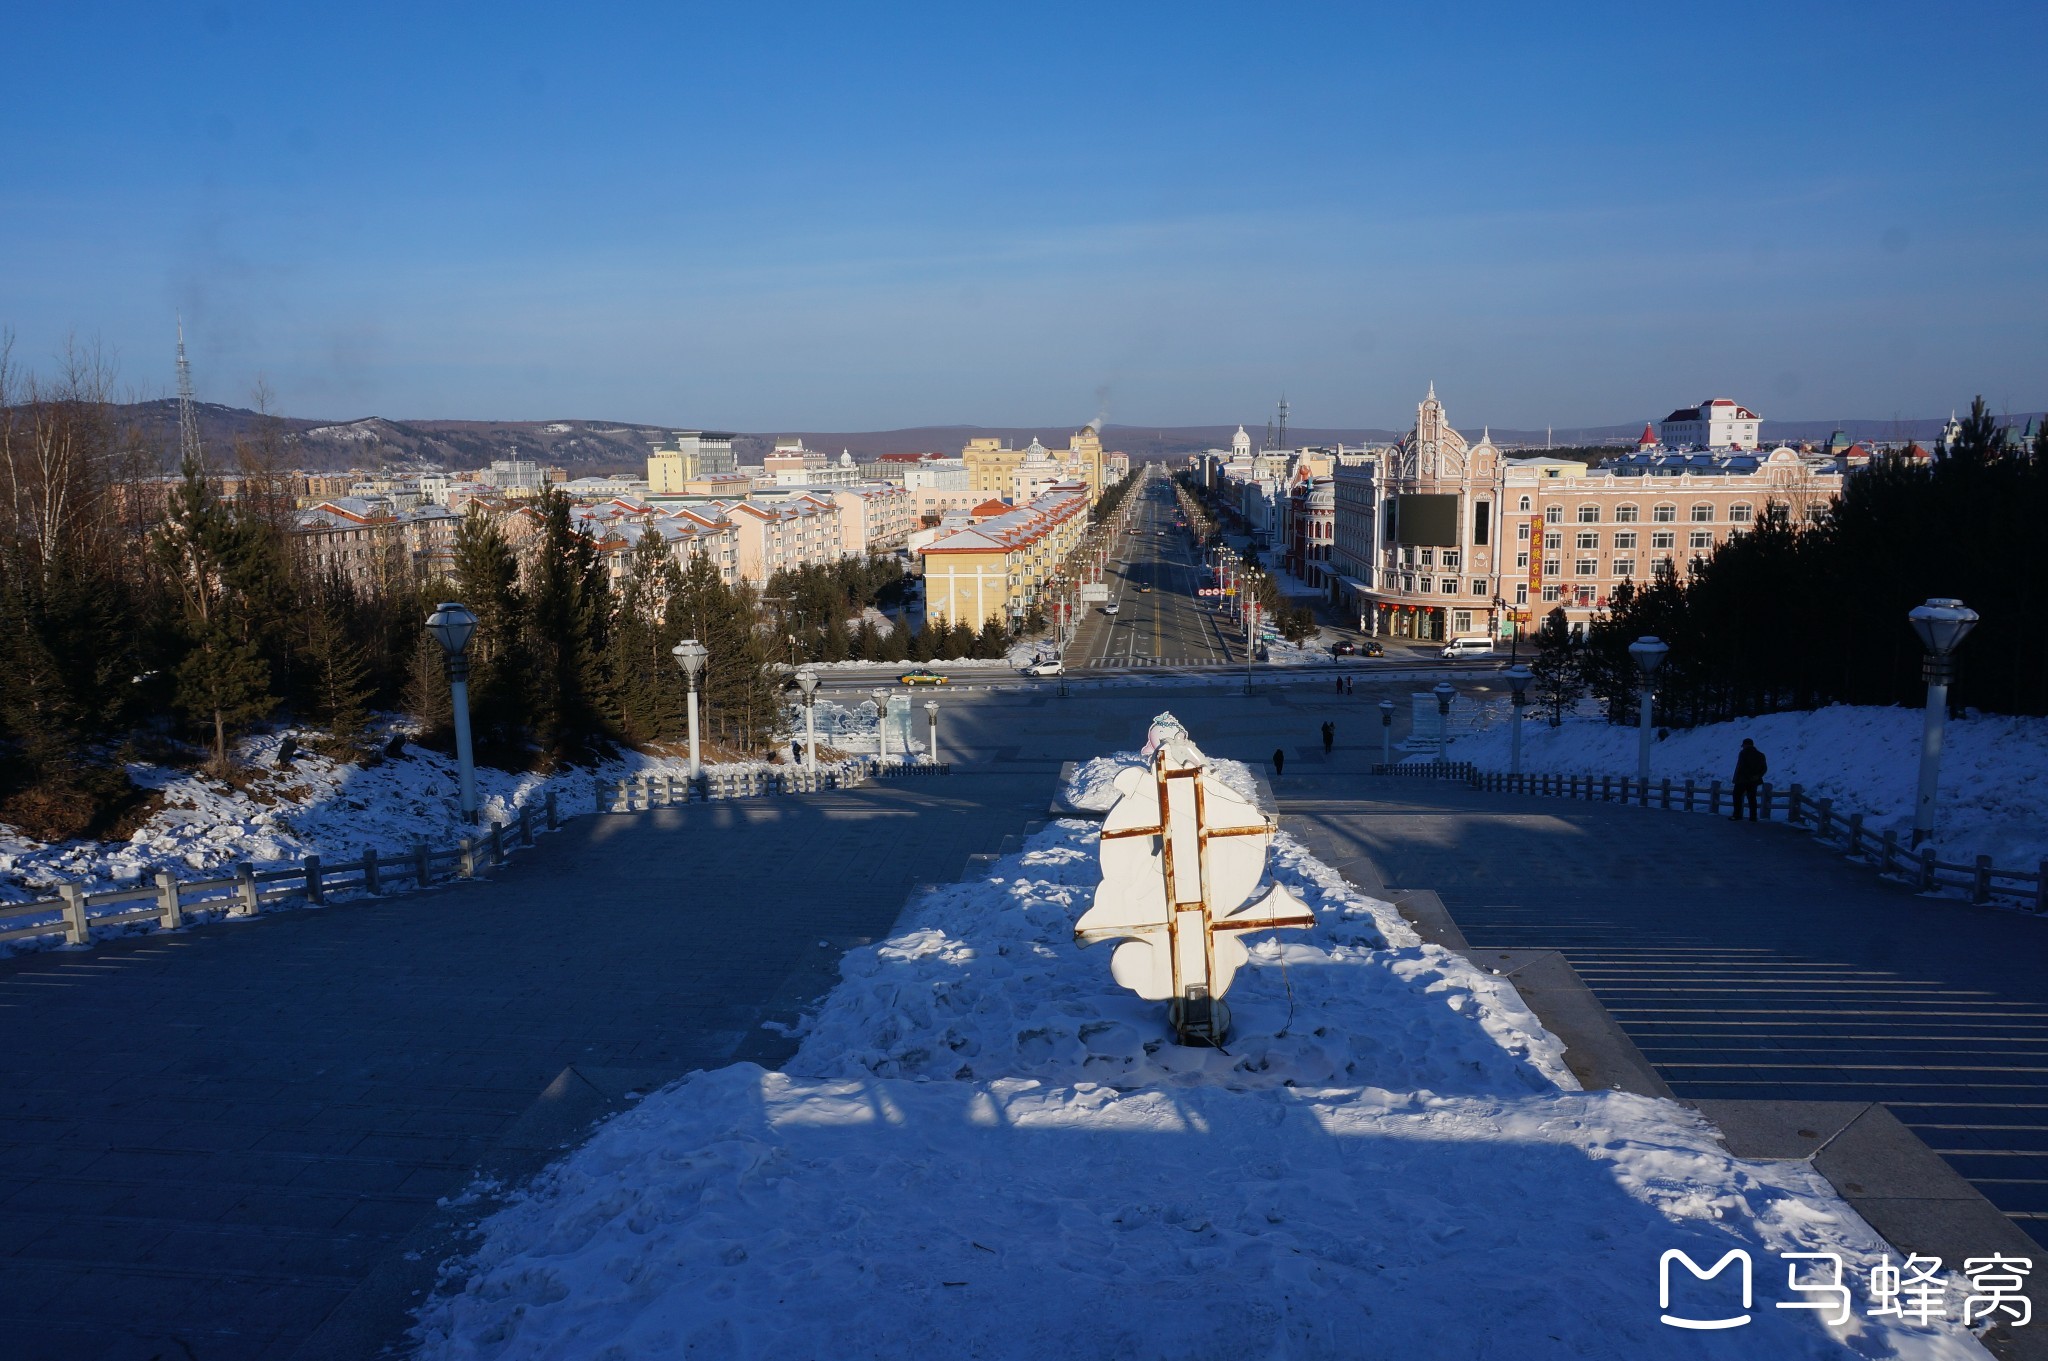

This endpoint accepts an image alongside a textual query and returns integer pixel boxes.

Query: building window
[1417,576,1431,593]
[1613,559,1635,577]
[1473,501,1492,544]
[1443,578,1461,594]
[1541,584,1561,602]
[1576,531,1599,550]
[1453,611,1472,633]
[1575,558,1597,576]
[1517,521,1531,541]
[1543,559,1560,577]
[1471,579,1487,595]
[1442,550,1460,569]
[1613,531,1637,550]
[1651,530,1675,550]
[1576,504,1600,523]
[1653,558,1675,579]
[1653,503,1677,522]
[1691,502,1715,522]
[1689,530,1714,550]
[1544,505,1563,524]
[1576,586,1595,606]
[1544,532,1562,551]
[1518,495,1532,511]
[1515,552,1529,569]
[1420,547,1434,567]
[1515,584,1528,604]
[1729,502,1754,523]
[1805,504,1828,523]
[1615,503,1639,522]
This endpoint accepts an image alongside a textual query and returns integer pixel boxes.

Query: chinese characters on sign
[1660,1249,2032,1331]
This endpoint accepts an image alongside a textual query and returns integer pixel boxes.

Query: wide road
[1068,471,1234,669]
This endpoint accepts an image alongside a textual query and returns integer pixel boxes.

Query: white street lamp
[1628,636,1670,787]
[1378,698,1395,768]
[1432,681,1456,756]
[1504,664,1533,777]
[672,638,709,781]
[425,602,480,824]
[872,687,891,762]
[925,700,939,766]
[794,665,820,768]
[1908,598,1979,846]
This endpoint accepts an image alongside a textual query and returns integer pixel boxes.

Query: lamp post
[1432,681,1456,756]
[794,665,820,768]
[1504,664,1533,777]
[672,638,708,781]
[872,687,891,762]
[1627,636,1670,786]
[1378,698,1394,767]
[1908,598,1979,846]
[925,700,939,766]
[424,602,479,824]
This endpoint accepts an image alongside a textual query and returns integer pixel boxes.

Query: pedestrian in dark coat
[1272,747,1286,779]
[1345,676,1354,696]
[1335,676,1344,693]
[1731,739,1767,821]
[1321,721,1334,755]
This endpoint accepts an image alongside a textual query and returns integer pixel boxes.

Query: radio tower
[175,318,204,470]
[1276,396,1289,452]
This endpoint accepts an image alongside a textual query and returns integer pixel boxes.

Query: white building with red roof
[1658,398,1762,450]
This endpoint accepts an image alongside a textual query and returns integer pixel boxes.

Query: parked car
[899,670,950,685]
[1440,636,1495,660]
[1026,659,1064,676]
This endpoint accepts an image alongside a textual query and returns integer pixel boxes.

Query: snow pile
[411,748,1988,1360]
[0,729,783,909]
[1444,704,2048,870]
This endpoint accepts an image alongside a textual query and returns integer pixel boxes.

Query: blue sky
[5,1,2044,431]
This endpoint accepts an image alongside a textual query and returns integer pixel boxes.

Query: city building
[920,485,1090,629]
[646,431,738,491]
[829,483,914,555]
[1659,398,1762,450]
[1329,386,1843,643]
[722,493,845,583]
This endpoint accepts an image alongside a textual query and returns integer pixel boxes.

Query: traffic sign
[1198,587,1221,596]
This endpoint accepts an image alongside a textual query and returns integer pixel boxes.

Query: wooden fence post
[415,841,432,888]
[2036,861,2048,914]
[1709,779,1721,815]
[1847,813,1863,854]
[1973,855,1993,905]
[157,869,185,928]
[1918,847,1936,892]
[1880,830,1898,873]
[546,790,559,829]
[490,821,505,868]
[1683,779,1695,812]
[1788,784,1805,825]
[520,805,535,846]
[235,862,259,917]
[1758,783,1774,820]
[1660,778,1671,810]
[60,882,89,946]
[362,845,382,895]
[304,855,323,906]
[459,837,476,879]
[1816,797,1833,839]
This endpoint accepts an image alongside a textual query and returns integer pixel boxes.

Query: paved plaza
[2,678,2044,1358]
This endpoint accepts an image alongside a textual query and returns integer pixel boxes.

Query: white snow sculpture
[1075,715,1313,1044]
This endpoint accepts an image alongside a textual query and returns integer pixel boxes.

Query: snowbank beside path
[412,748,1989,1361]
[0,730,779,908]
[1442,703,2048,870]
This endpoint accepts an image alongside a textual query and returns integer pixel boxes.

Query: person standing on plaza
[1272,747,1286,779]
[1731,739,1767,822]
[1321,721,1334,755]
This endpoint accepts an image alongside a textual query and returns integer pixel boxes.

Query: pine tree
[945,620,975,658]
[402,627,454,745]
[152,451,277,770]
[525,487,610,761]
[1530,607,1585,727]
[974,619,1006,659]
[452,507,529,762]
[298,574,373,747]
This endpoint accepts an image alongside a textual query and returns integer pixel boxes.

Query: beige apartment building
[1330,387,1843,643]
[920,486,1091,629]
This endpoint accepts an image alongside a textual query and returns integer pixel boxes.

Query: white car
[1103,603,1121,615]
[1027,659,1064,676]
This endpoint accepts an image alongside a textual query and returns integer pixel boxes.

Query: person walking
[1271,747,1286,780]
[1335,676,1344,694]
[1321,721,1335,755]
[1345,676,1354,696]
[1731,738,1767,822]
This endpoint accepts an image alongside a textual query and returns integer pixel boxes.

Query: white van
[1440,636,1495,660]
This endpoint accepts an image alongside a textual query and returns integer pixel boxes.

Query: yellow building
[920,486,1091,628]
[960,428,1107,502]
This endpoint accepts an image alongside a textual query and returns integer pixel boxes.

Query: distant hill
[98,403,2040,473]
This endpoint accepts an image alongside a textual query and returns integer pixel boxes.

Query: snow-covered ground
[0,728,803,911]
[1443,702,2048,872]
[412,741,1988,1360]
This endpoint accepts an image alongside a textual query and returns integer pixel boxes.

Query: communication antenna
[176,318,204,468]
[1276,396,1289,452]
